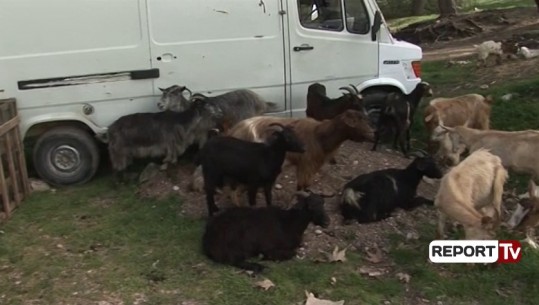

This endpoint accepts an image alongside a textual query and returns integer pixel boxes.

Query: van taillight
[412,61,421,78]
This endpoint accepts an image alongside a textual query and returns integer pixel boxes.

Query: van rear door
[0,0,155,129]
[147,0,287,111]
[287,0,379,115]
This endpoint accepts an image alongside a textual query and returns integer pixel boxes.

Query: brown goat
[227,110,374,191]
[423,94,493,160]
[434,149,508,240]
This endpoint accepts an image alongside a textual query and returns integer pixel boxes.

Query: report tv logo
[429,240,522,263]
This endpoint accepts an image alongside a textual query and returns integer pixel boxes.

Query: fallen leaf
[330,277,337,285]
[327,246,347,263]
[364,245,383,264]
[304,291,345,305]
[358,266,385,277]
[255,278,275,291]
[396,272,411,283]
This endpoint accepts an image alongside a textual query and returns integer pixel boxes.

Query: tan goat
[423,93,493,160]
[437,125,539,180]
[434,149,508,240]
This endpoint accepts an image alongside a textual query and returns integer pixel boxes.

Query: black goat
[305,83,365,120]
[371,82,432,154]
[107,99,222,181]
[202,192,330,272]
[197,123,305,216]
[339,154,443,224]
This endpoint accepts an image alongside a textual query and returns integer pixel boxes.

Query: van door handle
[293,45,314,52]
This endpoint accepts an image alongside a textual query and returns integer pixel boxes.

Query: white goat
[473,40,503,66]
[434,149,508,240]
[518,46,539,59]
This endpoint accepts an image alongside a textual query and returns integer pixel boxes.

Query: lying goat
[158,85,277,131]
[197,123,305,216]
[371,82,432,155]
[339,152,443,223]
[202,191,330,272]
[306,83,365,120]
[107,99,222,180]
[434,149,508,240]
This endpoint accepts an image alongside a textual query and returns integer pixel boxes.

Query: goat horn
[182,87,193,99]
[268,122,285,131]
[295,190,311,198]
[158,87,166,92]
[349,84,360,95]
[339,86,356,96]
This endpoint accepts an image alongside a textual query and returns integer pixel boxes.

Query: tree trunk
[438,0,457,17]
[536,0,539,13]
[411,0,427,16]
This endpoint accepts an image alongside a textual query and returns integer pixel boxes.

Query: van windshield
[297,0,370,34]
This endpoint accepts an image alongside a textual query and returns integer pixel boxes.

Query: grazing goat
[371,82,433,154]
[474,40,504,66]
[435,125,539,181]
[423,93,493,159]
[202,191,330,272]
[107,99,222,180]
[197,123,305,216]
[339,153,443,223]
[305,83,365,120]
[225,109,375,191]
[158,85,277,131]
[434,149,508,240]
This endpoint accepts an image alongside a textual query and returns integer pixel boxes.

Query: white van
[0,0,423,186]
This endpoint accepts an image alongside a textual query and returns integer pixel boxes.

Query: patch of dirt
[400,7,539,62]
[135,141,440,258]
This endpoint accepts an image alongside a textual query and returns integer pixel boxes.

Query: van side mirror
[371,11,382,42]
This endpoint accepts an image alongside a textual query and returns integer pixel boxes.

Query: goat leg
[247,186,258,207]
[232,261,266,273]
[204,186,220,216]
[436,211,447,239]
[371,130,381,151]
[263,184,273,206]
[264,248,296,261]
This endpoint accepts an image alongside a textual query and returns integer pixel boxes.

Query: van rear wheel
[33,127,100,186]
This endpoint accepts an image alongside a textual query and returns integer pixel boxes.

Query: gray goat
[107,99,223,181]
[158,85,278,131]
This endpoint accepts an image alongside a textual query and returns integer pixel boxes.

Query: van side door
[147,0,287,112]
[287,0,379,115]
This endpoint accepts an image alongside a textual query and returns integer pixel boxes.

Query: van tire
[33,127,100,186]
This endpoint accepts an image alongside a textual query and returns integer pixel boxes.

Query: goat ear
[439,124,453,132]
[424,113,434,122]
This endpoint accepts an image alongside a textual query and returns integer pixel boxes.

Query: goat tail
[484,95,495,105]
[264,102,279,113]
[342,188,363,208]
[491,164,509,227]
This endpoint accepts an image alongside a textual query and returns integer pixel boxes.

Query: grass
[0,179,405,305]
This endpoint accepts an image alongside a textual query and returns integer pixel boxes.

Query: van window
[343,0,370,34]
[297,0,344,32]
